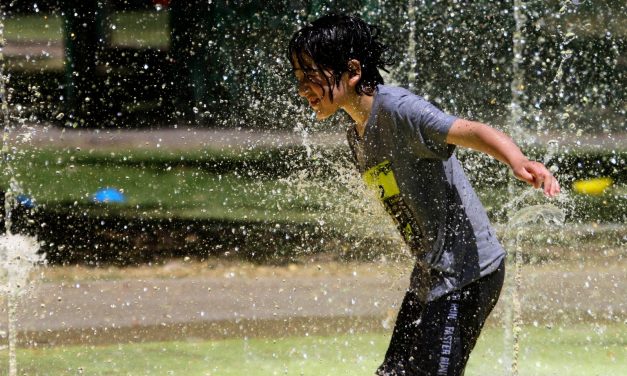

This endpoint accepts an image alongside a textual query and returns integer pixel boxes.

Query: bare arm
[446,119,560,197]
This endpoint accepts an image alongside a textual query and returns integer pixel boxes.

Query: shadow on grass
[5,200,394,266]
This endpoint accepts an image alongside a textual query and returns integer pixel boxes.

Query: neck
[342,92,374,138]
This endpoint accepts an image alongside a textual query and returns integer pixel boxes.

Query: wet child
[288,14,560,376]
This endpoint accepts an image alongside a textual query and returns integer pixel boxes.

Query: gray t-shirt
[347,85,505,301]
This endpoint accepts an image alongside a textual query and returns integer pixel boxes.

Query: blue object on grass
[16,194,36,208]
[93,187,127,204]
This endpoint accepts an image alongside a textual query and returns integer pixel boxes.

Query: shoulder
[377,85,426,103]
[375,85,433,119]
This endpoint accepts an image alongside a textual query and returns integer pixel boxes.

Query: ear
[346,59,362,87]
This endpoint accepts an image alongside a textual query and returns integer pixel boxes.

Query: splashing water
[503,2,528,371]
[0,234,44,297]
[503,203,565,376]
[0,234,44,376]
[293,121,312,158]
[507,204,566,230]
[405,3,417,92]
[504,2,568,373]
[277,142,408,261]
[0,8,45,376]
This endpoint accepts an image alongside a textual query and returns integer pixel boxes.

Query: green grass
[5,148,365,228]
[467,324,625,376]
[109,11,170,48]
[4,11,169,48]
[3,147,625,227]
[2,14,63,43]
[2,324,624,375]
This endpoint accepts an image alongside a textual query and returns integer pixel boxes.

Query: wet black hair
[288,14,394,101]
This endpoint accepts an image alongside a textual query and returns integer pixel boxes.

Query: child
[288,14,560,376]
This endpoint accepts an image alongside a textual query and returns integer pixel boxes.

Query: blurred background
[0,1,624,375]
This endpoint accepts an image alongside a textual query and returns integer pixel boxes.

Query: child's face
[291,54,350,121]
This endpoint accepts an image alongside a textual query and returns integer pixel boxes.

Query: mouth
[308,98,321,108]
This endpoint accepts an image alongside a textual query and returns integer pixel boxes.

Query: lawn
[7,148,399,234]
[2,14,63,44]
[2,324,624,375]
[0,145,623,264]
[6,147,369,229]
[3,11,169,48]
[6,147,625,227]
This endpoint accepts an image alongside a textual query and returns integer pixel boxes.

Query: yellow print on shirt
[363,161,422,249]
[363,161,400,200]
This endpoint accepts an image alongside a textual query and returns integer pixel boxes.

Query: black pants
[376,260,505,376]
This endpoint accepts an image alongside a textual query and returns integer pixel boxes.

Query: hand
[512,159,561,197]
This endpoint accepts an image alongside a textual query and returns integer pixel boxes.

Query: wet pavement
[0,262,624,347]
[12,123,627,153]
[15,124,346,152]
[7,269,406,346]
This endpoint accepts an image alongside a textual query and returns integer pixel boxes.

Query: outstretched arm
[446,118,560,197]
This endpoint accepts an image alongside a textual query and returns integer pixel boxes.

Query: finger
[543,177,555,196]
[534,174,544,189]
[515,167,535,185]
[542,174,552,195]
[544,176,560,197]
[550,177,561,197]
[528,163,550,189]
[528,167,544,189]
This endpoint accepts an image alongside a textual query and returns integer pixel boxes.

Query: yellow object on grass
[572,177,613,195]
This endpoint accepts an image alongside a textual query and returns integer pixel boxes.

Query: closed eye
[304,70,323,84]
[292,69,322,85]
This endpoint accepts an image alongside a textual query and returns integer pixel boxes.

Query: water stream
[505,203,566,376]
[504,2,531,373]
[0,7,44,376]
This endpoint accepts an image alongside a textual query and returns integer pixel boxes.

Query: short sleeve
[396,95,457,159]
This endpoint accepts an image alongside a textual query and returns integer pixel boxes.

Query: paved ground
[13,123,626,153]
[15,124,345,152]
[0,259,623,347]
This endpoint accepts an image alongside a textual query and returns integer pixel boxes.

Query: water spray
[504,203,565,376]
[406,2,417,91]
[0,7,45,376]
[505,1,528,374]
[505,8,568,363]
